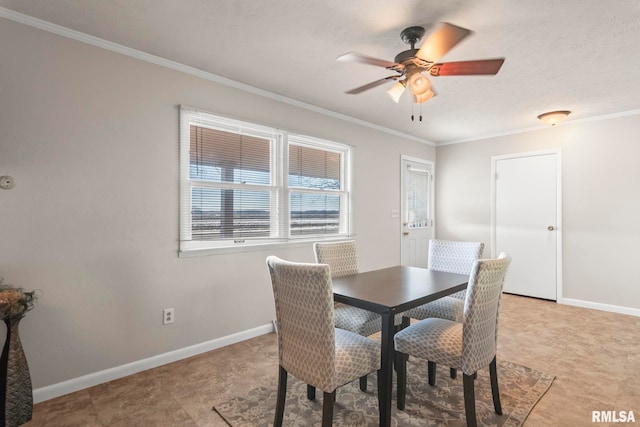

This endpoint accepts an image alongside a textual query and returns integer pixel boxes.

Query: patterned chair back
[461,253,511,375]
[428,239,484,275]
[313,240,359,278]
[266,256,337,391]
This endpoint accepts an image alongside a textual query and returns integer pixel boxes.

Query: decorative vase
[0,318,33,427]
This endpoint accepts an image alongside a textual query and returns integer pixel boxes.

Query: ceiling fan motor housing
[394,49,420,65]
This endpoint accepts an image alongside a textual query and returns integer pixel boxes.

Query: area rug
[212,359,554,426]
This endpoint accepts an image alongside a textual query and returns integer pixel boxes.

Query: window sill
[178,236,353,258]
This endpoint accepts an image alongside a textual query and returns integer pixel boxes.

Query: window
[179,107,352,254]
[404,165,430,228]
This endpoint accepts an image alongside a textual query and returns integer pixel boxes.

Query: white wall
[435,113,640,311]
[0,18,434,394]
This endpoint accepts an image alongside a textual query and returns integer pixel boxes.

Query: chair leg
[376,368,383,413]
[359,375,367,391]
[307,384,316,400]
[401,316,411,329]
[396,352,407,410]
[489,356,502,415]
[462,373,477,427]
[274,366,288,427]
[394,346,404,373]
[321,391,335,427]
[428,361,436,386]
[400,317,411,362]
[450,367,457,379]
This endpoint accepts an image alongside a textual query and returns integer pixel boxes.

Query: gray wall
[0,18,433,390]
[435,114,640,310]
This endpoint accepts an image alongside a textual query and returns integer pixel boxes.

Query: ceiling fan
[337,23,505,105]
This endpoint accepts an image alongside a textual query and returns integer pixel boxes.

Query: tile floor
[25,294,640,426]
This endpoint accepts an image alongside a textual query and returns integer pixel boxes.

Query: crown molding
[439,108,640,146]
[0,7,435,147]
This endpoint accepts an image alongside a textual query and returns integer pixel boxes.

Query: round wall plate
[0,176,16,190]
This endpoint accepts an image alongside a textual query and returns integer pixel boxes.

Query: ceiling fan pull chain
[419,103,423,122]
[411,104,415,121]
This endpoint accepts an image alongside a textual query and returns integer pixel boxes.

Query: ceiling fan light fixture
[409,72,431,96]
[414,89,434,104]
[386,80,406,103]
[538,110,571,126]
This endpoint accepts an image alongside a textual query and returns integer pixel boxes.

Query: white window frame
[179,106,353,256]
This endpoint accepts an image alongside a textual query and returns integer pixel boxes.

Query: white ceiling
[2,0,640,144]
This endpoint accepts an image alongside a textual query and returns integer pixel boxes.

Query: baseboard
[33,323,274,403]
[559,297,640,317]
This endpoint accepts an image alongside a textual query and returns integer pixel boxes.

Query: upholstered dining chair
[394,253,511,427]
[313,240,405,391]
[403,239,484,380]
[428,239,485,299]
[313,241,381,336]
[405,239,484,323]
[266,256,381,427]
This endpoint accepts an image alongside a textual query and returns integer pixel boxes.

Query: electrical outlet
[163,308,174,325]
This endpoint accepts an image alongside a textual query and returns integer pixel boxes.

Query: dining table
[332,265,469,427]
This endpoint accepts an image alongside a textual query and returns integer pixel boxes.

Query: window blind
[189,125,274,240]
[288,142,342,235]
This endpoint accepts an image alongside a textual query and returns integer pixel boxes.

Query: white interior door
[492,151,561,300]
[401,157,434,267]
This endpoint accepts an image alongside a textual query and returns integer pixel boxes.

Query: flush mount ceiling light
[538,110,571,126]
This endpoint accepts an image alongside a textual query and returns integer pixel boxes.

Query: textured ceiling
[2,0,640,144]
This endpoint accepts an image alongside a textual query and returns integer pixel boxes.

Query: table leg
[378,311,394,427]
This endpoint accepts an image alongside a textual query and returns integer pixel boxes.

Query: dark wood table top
[332,265,469,314]
[330,265,469,427]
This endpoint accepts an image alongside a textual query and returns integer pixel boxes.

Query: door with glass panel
[400,157,434,267]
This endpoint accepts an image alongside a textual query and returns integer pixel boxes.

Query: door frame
[400,155,435,266]
[490,149,563,300]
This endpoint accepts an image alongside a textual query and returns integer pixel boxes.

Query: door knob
[547,226,555,231]
[403,232,409,236]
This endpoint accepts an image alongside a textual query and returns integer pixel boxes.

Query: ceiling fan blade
[430,58,505,76]
[345,76,398,94]
[416,22,472,63]
[337,52,399,69]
